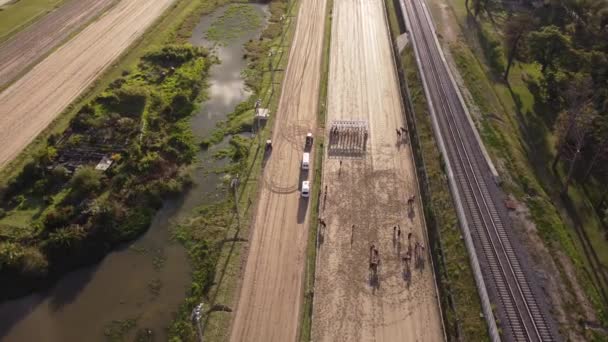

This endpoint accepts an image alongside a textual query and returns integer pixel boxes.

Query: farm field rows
[0,0,116,88]
[0,0,176,169]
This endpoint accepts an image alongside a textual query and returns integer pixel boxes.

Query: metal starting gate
[328,120,369,158]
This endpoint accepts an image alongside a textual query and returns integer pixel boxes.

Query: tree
[528,25,571,73]
[583,118,608,179]
[554,102,598,193]
[70,166,102,197]
[504,13,535,80]
[471,0,488,18]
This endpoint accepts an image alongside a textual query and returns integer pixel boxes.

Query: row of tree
[478,0,608,197]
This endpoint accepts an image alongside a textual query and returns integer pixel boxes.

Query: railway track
[399,0,557,340]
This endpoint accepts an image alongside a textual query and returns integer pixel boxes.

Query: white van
[301,152,310,170]
[301,181,310,197]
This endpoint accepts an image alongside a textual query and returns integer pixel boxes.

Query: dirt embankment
[228,0,327,341]
[311,0,444,340]
[0,0,176,169]
[0,0,116,88]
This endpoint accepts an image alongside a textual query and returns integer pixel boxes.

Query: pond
[0,3,267,341]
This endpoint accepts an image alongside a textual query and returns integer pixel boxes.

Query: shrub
[166,132,196,163]
[33,179,48,194]
[97,87,148,117]
[229,135,251,161]
[51,166,69,183]
[70,166,102,197]
[10,195,26,208]
[0,243,47,276]
[164,92,199,122]
[46,225,87,252]
[143,45,203,68]
[109,208,153,242]
[44,206,75,229]
[20,247,49,277]
[66,134,84,147]
[0,242,22,269]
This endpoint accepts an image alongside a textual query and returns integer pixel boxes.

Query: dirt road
[0,0,176,169]
[228,0,327,341]
[0,0,115,88]
[310,0,444,340]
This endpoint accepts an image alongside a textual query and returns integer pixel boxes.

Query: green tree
[70,166,102,197]
[504,13,535,80]
[528,25,571,73]
[471,0,487,18]
[37,146,58,165]
[583,117,608,178]
[554,102,598,193]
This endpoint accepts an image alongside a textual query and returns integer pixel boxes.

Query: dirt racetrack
[310,0,445,340]
[228,0,327,341]
[0,0,115,88]
[0,0,176,169]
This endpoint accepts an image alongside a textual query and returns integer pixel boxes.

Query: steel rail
[404,1,530,339]
[403,0,555,340]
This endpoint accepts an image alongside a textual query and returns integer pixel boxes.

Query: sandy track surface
[228,0,327,341]
[310,0,444,341]
[0,0,176,169]
[0,0,115,87]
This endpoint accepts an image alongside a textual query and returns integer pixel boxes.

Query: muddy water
[0,4,267,341]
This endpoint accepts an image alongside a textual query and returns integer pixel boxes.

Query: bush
[478,25,505,74]
[33,179,48,194]
[20,247,49,277]
[229,135,251,161]
[70,167,102,197]
[166,132,196,163]
[10,195,26,208]
[0,208,5,219]
[51,166,69,183]
[46,225,87,252]
[137,152,165,174]
[97,87,148,117]
[66,134,84,147]
[44,206,75,229]
[109,208,153,242]
[143,44,203,68]
[0,243,48,276]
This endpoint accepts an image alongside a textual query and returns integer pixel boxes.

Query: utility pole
[255,98,263,145]
[191,303,204,341]
[231,174,241,227]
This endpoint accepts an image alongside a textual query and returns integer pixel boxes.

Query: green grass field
[0,0,66,42]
